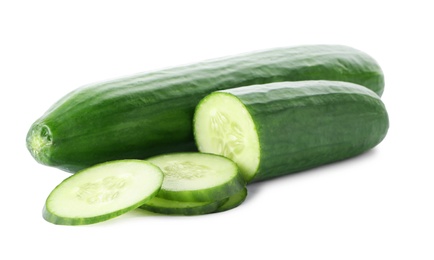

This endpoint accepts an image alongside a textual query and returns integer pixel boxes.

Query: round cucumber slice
[215,187,248,213]
[194,92,260,182]
[139,196,226,216]
[43,160,163,225]
[147,152,245,202]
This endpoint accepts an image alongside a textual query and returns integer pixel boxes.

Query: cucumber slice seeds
[43,160,163,225]
[43,153,247,225]
[147,152,245,202]
[194,93,260,182]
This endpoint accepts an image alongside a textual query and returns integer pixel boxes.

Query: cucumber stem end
[26,123,53,165]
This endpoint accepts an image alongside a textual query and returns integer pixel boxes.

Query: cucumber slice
[215,187,248,213]
[194,93,260,182]
[139,197,226,216]
[43,160,163,225]
[140,187,247,215]
[147,152,245,202]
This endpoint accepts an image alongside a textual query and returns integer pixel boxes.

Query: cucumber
[139,188,248,215]
[146,152,245,202]
[194,80,389,182]
[26,45,384,172]
[139,196,225,216]
[43,160,163,225]
[215,187,248,213]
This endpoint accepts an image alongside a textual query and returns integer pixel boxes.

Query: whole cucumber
[27,45,384,172]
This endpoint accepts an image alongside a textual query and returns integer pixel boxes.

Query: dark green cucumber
[194,80,389,182]
[27,45,384,172]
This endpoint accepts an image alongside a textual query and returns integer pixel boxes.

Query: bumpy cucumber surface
[27,45,384,172]
[194,80,389,182]
[43,160,163,225]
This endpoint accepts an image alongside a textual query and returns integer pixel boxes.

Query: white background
[1,0,433,259]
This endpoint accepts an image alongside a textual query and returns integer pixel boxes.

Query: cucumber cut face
[196,81,389,182]
[194,93,260,182]
[147,152,245,202]
[43,160,163,225]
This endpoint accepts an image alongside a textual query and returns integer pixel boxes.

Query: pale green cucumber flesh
[215,187,248,213]
[194,93,260,182]
[146,152,245,202]
[139,197,226,215]
[43,160,163,225]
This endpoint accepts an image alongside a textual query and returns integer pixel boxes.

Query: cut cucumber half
[43,160,163,225]
[194,81,388,183]
[139,197,226,216]
[146,152,245,202]
[215,187,248,213]
[194,93,260,182]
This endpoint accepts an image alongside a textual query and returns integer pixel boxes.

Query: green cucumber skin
[42,203,136,226]
[139,197,226,216]
[217,81,389,182]
[27,45,384,172]
[156,172,245,202]
[214,188,248,213]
